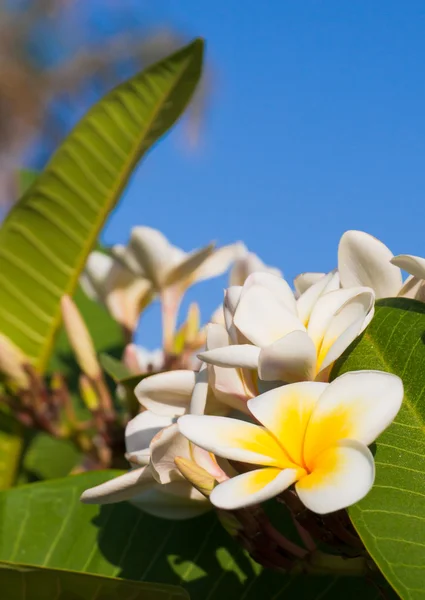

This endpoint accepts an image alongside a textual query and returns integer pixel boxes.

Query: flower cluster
[82,229,418,519]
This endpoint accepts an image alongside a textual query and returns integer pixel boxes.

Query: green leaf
[0,39,204,372]
[17,170,38,197]
[332,298,425,600]
[0,562,189,599]
[0,412,23,489]
[0,472,386,599]
[100,354,132,382]
[22,433,81,482]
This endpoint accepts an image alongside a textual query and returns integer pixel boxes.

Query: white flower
[179,371,403,514]
[112,226,243,294]
[80,410,211,519]
[198,272,375,385]
[297,230,425,302]
[123,344,164,374]
[229,244,282,286]
[80,251,153,333]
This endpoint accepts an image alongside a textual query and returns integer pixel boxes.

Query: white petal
[293,272,327,297]
[248,381,327,466]
[398,275,424,299]
[234,285,304,347]
[316,314,368,375]
[150,424,191,484]
[307,287,374,358]
[296,439,374,514]
[80,466,154,504]
[338,230,402,298]
[211,304,225,325]
[258,331,317,382]
[80,251,114,302]
[125,411,174,461]
[230,251,282,286]
[391,254,425,281]
[223,287,243,342]
[198,345,260,369]
[178,415,292,467]
[210,467,301,510]
[131,481,210,519]
[243,272,297,314]
[128,226,175,287]
[296,271,340,326]
[135,370,195,416]
[165,243,215,287]
[194,242,245,282]
[303,370,403,464]
[189,363,209,415]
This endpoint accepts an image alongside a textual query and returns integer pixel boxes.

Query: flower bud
[174,456,216,497]
[61,295,101,380]
[0,333,30,389]
[79,374,100,411]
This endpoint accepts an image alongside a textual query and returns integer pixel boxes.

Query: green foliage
[100,353,132,382]
[18,170,38,196]
[0,39,204,372]
[0,412,22,490]
[0,472,387,600]
[332,298,425,600]
[0,562,189,599]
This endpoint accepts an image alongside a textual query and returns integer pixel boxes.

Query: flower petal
[198,345,260,369]
[165,243,215,287]
[293,272,327,297]
[135,370,195,416]
[303,370,403,466]
[258,331,317,383]
[234,285,304,347]
[296,439,375,514]
[210,467,302,510]
[224,286,243,342]
[80,251,114,302]
[193,242,245,282]
[80,465,155,504]
[243,272,297,314]
[150,424,191,484]
[131,481,210,519]
[296,271,340,327]
[247,381,327,466]
[128,226,175,287]
[307,287,374,364]
[178,415,293,467]
[125,411,174,464]
[338,230,402,298]
[230,251,282,286]
[398,275,424,300]
[391,254,425,281]
[190,363,209,415]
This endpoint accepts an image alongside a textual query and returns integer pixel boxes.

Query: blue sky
[100,1,425,347]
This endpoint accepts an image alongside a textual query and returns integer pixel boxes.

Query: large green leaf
[332,298,425,599]
[0,412,23,490]
[0,472,386,599]
[0,38,204,372]
[0,562,188,599]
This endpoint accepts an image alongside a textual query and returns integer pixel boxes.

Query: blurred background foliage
[0,0,208,209]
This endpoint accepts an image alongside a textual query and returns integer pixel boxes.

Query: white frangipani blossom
[229,243,282,286]
[296,230,425,302]
[179,371,403,514]
[80,251,153,334]
[199,272,375,386]
[80,411,212,519]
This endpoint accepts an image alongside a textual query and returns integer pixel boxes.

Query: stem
[262,520,309,560]
[160,287,182,355]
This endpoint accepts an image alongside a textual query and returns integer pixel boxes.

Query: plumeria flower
[81,251,153,336]
[179,371,403,514]
[296,230,425,302]
[123,343,164,375]
[199,272,375,385]
[80,411,214,519]
[229,244,282,286]
[112,226,244,350]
